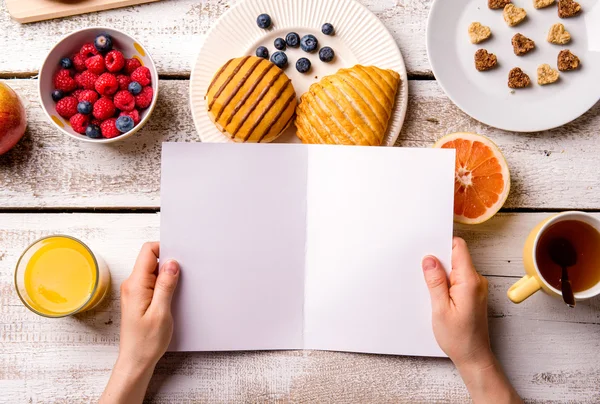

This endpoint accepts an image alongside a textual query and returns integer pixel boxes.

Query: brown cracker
[489,0,512,9]
[503,4,527,26]
[508,67,531,88]
[537,64,560,85]
[512,33,535,56]
[557,49,580,71]
[558,0,581,17]
[474,49,498,71]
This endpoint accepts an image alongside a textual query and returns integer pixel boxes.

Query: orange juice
[15,236,110,317]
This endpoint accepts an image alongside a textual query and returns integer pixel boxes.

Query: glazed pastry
[295,65,400,145]
[206,56,297,143]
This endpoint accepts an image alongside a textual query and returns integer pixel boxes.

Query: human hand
[118,242,180,371]
[422,238,522,403]
[421,237,492,370]
[101,242,180,404]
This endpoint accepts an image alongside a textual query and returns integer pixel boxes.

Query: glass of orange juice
[14,235,111,318]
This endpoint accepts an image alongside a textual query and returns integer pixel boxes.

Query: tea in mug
[536,220,600,293]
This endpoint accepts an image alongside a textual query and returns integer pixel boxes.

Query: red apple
[0,82,27,155]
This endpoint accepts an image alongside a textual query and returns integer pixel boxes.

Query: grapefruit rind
[434,132,510,225]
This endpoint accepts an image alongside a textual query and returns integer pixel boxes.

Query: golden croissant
[206,56,297,143]
[295,65,400,146]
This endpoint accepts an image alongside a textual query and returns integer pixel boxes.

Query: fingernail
[422,257,437,271]
[164,260,179,275]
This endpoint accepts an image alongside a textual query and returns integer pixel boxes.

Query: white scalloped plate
[190,0,408,145]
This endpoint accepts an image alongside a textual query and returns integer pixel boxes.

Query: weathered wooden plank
[0,0,432,77]
[399,83,600,211]
[1,213,600,403]
[1,213,598,323]
[1,79,599,209]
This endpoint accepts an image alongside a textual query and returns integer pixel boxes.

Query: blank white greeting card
[160,143,455,357]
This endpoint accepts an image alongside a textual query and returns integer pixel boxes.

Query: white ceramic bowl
[38,27,158,143]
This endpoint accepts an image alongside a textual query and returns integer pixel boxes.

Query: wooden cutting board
[6,0,161,24]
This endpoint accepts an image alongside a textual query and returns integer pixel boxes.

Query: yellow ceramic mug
[507,211,600,304]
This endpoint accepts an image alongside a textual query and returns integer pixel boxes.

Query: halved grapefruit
[434,132,510,225]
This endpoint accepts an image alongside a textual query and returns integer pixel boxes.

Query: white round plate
[190,0,408,145]
[427,0,600,132]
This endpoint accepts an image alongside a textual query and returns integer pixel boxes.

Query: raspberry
[113,90,135,111]
[91,118,102,127]
[71,89,83,100]
[85,55,105,75]
[105,50,125,73]
[116,74,132,91]
[55,96,78,119]
[131,66,152,86]
[69,113,89,134]
[135,86,154,109]
[80,43,99,60]
[93,97,116,120]
[124,58,142,75]
[120,109,141,125]
[100,118,121,139]
[95,73,119,96]
[78,90,99,104]
[76,71,99,90]
[54,69,77,92]
[73,53,87,72]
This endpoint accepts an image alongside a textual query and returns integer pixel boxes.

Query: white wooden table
[1,1,599,402]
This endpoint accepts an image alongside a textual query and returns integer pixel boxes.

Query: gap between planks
[1,208,599,214]
[0,73,436,80]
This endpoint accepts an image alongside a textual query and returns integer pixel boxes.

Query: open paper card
[160,143,455,357]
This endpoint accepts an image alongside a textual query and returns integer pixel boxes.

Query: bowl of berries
[39,27,158,143]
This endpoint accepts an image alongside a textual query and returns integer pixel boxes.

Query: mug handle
[507,275,541,303]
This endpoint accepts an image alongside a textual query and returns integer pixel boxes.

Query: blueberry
[270,51,288,69]
[256,14,272,29]
[77,101,92,115]
[285,32,300,48]
[85,124,102,139]
[322,23,335,36]
[319,47,335,62]
[274,38,286,50]
[256,46,269,59]
[51,89,64,102]
[115,115,135,133]
[296,58,311,73]
[300,35,319,53]
[94,33,113,53]
[60,57,73,69]
[128,81,143,95]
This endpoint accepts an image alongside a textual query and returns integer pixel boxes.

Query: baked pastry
[557,49,580,71]
[547,23,571,45]
[534,0,555,8]
[537,64,560,85]
[468,22,492,44]
[295,65,400,145]
[475,49,498,71]
[489,0,511,9]
[508,67,531,88]
[503,4,527,26]
[512,33,535,56]
[206,56,297,143]
[558,0,581,18]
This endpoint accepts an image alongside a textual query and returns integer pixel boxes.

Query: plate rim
[426,0,600,133]
[189,0,409,146]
